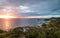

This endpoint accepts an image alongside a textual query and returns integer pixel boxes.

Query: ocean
[0,18,49,30]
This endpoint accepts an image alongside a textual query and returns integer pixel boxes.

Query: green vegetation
[0,19,60,38]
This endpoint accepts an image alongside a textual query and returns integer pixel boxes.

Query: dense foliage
[0,19,60,38]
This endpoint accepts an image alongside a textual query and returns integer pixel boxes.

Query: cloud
[0,0,60,16]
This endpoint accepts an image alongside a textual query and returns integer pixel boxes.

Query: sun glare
[0,15,17,19]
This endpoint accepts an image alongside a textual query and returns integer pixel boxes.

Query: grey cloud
[0,0,60,16]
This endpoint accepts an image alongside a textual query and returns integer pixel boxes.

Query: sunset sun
[0,15,17,19]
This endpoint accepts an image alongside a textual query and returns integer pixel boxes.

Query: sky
[0,0,60,17]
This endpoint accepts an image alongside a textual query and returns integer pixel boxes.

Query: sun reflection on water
[0,15,18,31]
[4,19,10,31]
